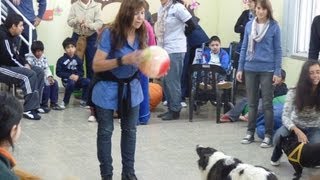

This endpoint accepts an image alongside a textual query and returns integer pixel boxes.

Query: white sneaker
[181,101,187,108]
[217,81,232,89]
[60,102,66,109]
[270,160,280,166]
[163,101,168,106]
[88,115,96,122]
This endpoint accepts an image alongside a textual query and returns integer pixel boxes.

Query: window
[283,0,320,57]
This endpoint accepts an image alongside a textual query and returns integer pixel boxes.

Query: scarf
[247,17,270,61]
[0,147,16,168]
[154,0,173,47]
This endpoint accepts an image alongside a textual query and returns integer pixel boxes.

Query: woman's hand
[236,71,243,82]
[273,75,282,85]
[292,127,309,144]
[122,50,143,66]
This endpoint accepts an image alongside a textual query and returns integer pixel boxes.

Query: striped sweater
[282,88,320,130]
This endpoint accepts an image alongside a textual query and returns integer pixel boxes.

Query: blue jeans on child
[62,78,90,104]
[42,80,59,106]
[96,105,139,177]
[271,126,320,162]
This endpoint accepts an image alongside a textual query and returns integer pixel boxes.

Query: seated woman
[270,60,320,166]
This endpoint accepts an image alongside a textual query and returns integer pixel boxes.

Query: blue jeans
[62,77,90,104]
[71,32,98,79]
[96,105,139,177]
[163,53,185,112]
[271,126,320,161]
[42,80,59,106]
[245,71,274,137]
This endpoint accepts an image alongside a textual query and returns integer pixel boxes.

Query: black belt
[94,71,139,119]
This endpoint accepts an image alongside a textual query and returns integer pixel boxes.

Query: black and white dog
[280,133,320,180]
[196,145,278,180]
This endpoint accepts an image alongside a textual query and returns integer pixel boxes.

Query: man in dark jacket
[0,14,44,120]
[309,15,320,60]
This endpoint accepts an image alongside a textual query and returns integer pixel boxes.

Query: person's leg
[85,33,98,79]
[305,127,320,143]
[31,66,44,102]
[96,106,114,178]
[63,79,76,105]
[138,72,150,125]
[245,71,260,135]
[270,126,290,165]
[260,72,274,138]
[162,53,184,120]
[0,66,41,119]
[76,77,90,102]
[50,80,59,105]
[181,45,191,101]
[41,84,50,107]
[120,105,139,176]
[226,97,248,121]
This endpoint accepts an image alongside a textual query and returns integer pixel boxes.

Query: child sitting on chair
[56,37,90,109]
[26,41,64,111]
[201,36,233,89]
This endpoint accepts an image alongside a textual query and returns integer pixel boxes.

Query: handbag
[76,35,87,60]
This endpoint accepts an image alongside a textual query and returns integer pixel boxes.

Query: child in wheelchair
[193,36,233,90]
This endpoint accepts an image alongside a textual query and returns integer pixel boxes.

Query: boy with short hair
[202,35,233,89]
[26,41,64,111]
[56,37,90,108]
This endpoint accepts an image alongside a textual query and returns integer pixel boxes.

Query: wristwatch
[117,56,123,66]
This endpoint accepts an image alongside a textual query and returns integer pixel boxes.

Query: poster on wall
[43,0,67,21]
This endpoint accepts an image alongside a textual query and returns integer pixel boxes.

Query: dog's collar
[288,142,304,165]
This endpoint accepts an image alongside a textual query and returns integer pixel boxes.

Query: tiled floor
[14,97,320,180]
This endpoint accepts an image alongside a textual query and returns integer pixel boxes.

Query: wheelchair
[188,42,238,123]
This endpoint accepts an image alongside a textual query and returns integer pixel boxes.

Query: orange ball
[149,83,163,111]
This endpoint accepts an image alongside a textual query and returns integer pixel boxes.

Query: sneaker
[88,115,96,122]
[80,100,90,109]
[162,101,168,106]
[220,114,231,123]
[199,82,212,90]
[51,103,64,110]
[217,81,232,89]
[37,106,50,114]
[157,111,169,118]
[270,159,281,166]
[260,137,273,148]
[60,101,67,109]
[23,110,41,120]
[181,101,187,108]
[241,134,254,144]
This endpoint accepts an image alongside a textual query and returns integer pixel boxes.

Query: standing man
[0,14,44,120]
[309,15,320,60]
[11,0,47,57]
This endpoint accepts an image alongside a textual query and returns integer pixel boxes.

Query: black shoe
[161,111,180,121]
[102,175,113,180]
[23,110,41,120]
[122,174,138,180]
[157,111,169,118]
[51,103,64,111]
[37,106,51,113]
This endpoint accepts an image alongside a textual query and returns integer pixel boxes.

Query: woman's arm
[282,89,296,131]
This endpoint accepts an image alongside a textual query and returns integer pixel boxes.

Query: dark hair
[0,92,23,148]
[208,36,221,44]
[107,0,147,50]
[31,41,44,54]
[281,69,286,80]
[295,60,320,111]
[4,14,23,29]
[62,37,76,49]
[173,0,184,4]
[255,0,275,21]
